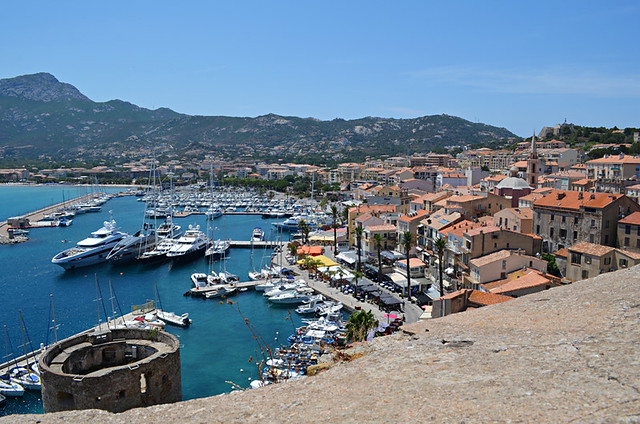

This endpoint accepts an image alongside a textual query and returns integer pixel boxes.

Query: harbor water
[0,186,305,416]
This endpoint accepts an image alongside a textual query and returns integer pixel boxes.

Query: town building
[532,190,640,252]
[493,207,533,233]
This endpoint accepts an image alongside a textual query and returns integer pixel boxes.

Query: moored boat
[51,217,128,270]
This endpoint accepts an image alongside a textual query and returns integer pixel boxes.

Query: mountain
[0,73,517,162]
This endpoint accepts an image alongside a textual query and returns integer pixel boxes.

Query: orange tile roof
[367,224,397,232]
[464,225,501,237]
[448,194,483,203]
[586,155,640,165]
[616,249,640,260]
[467,290,513,306]
[397,258,426,267]
[533,190,622,210]
[568,241,616,257]
[487,271,555,295]
[469,249,512,268]
[495,207,533,220]
[555,248,568,258]
[618,212,640,226]
[397,209,429,223]
[440,220,481,238]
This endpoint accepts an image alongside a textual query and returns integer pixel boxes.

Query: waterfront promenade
[296,249,424,324]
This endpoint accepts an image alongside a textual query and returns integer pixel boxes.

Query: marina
[0,185,354,416]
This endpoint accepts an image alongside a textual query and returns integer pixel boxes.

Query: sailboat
[1,326,25,397]
[9,312,41,391]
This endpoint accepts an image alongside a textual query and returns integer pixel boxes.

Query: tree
[331,205,339,256]
[352,269,365,297]
[345,310,379,343]
[542,252,562,277]
[298,219,310,244]
[402,231,413,301]
[354,226,364,296]
[373,233,383,283]
[342,207,350,241]
[434,236,447,299]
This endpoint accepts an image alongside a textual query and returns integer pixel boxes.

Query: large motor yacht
[51,217,128,270]
[166,224,208,260]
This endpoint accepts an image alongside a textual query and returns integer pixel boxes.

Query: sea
[0,184,305,416]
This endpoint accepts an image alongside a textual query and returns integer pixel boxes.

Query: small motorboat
[156,310,192,327]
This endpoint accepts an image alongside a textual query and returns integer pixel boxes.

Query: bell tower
[526,131,540,188]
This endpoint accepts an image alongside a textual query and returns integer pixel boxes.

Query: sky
[2,1,639,137]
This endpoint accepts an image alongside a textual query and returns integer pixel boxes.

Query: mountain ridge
[0,73,517,161]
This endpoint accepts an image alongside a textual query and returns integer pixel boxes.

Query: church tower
[526,131,540,188]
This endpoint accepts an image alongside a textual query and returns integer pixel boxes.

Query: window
[550,228,554,237]
[605,220,609,229]
[585,256,591,264]
[604,257,611,265]
[560,229,567,238]
[562,216,566,223]
[636,239,640,249]
[550,214,554,221]
[626,225,631,234]
[536,225,540,233]
[624,237,630,247]
[575,217,578,225]
[582,270,589,279]
[499,217,503,225]
[620,259,628,268]
[605,235,609,244]
[571,253,581,264]
[589,234,595,243]
[502,260,507,269]
[637,226,640,236]
[505,218,508,226]
[591,219,596,227]
[573,231,578,240]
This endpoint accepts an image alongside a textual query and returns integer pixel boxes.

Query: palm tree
[298,219,310,244]
[354,225,363,273]
[402,231,413,301]
[345,310,379,342]
[352,269,365,297]
[342,207,350,241]
[331,205,339,256]
[434,236,447,299]
[373,233,383,284]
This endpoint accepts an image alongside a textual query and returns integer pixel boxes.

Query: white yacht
[205,239,230,257]
[51,217,128,270]
[106,229,157,264]
[166,225,208,260]
[251,227,265,242]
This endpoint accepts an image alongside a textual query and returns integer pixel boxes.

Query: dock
[189,280,265,296]
[228,240,286,248]
[0,192,115,241]
[173,211,266,218]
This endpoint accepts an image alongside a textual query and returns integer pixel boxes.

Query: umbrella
[384,313,398,323]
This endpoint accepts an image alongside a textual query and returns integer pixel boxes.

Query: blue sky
[2,1,639,137]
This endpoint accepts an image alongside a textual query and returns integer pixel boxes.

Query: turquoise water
[0,187,303,416]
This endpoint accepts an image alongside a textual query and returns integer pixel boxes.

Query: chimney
[578,192,584,200]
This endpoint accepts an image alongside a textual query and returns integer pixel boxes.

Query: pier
[173,211,265,218]
[228,240,286,248]
[0,193,96,241]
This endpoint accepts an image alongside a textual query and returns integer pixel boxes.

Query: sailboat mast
[50,294,58,344]
[95,274,102,329]
[18,310,30,367]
